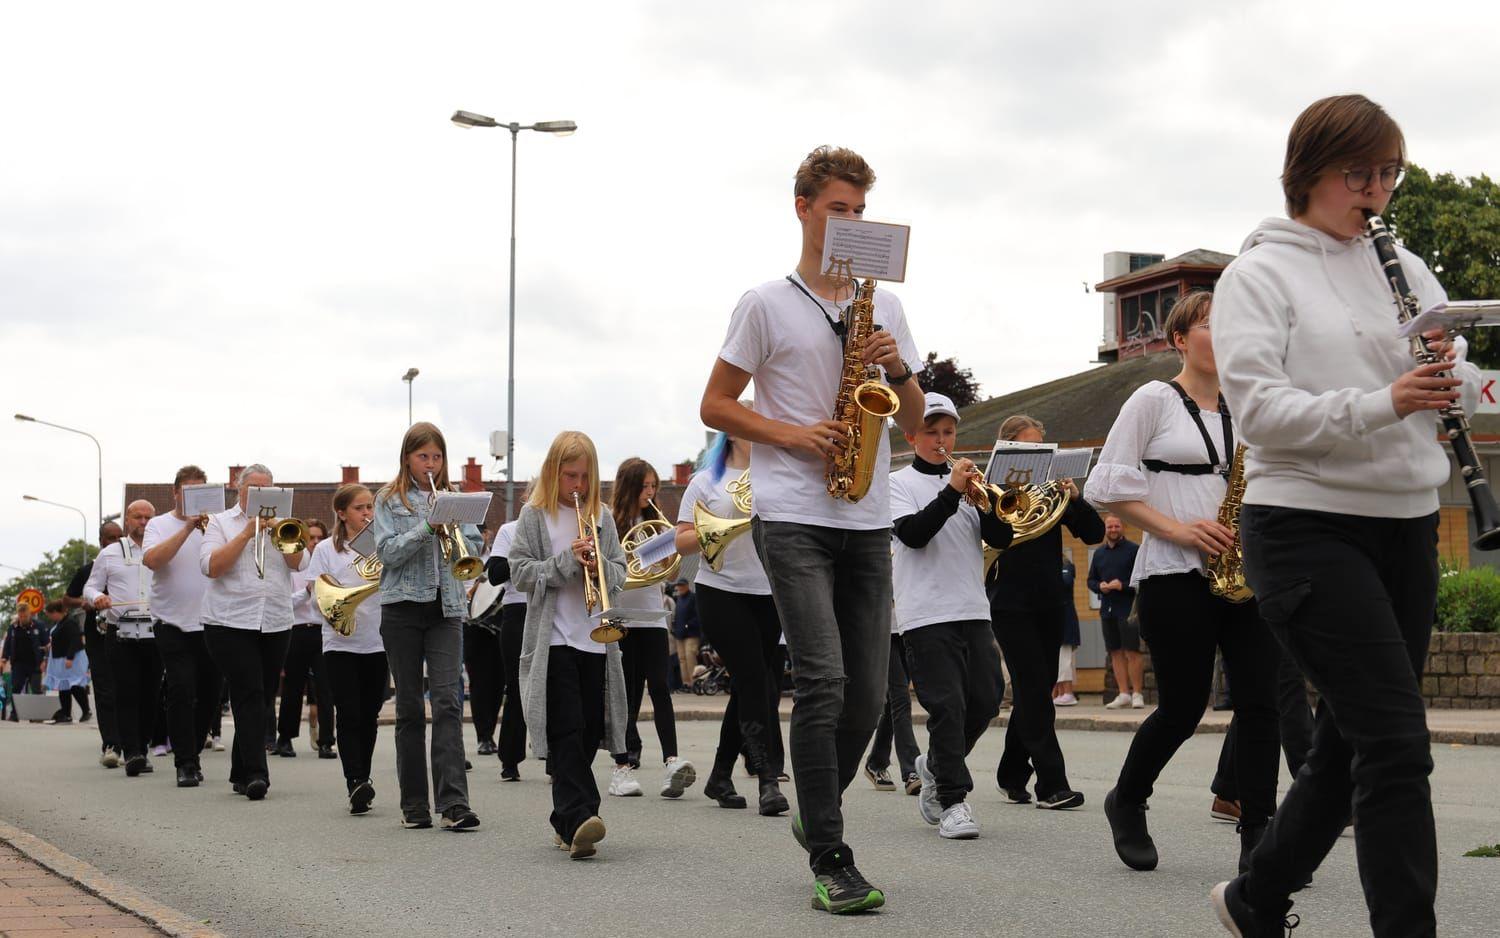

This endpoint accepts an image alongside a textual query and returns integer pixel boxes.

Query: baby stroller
[690,643,732,696]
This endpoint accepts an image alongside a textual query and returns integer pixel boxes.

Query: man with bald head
[84,500,160,777]
[67,521,124,765]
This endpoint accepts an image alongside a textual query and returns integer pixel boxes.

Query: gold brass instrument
[725,466,753,515]
[693,467,753,573]
[271,518,309,554]
[982,481,1071,576]
[575,492,627,643]
[936,446,1004,515]
[314,543,383,637]
[622,500,681,590]
[426,472,484,581]
[1207,444,1253,603]
[826,261,901,503]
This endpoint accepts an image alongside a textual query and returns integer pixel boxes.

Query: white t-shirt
[889,465,992,632]
[543,504,603,653]
[677,467,771,595]
[490,521,527,607]
[717,274,920,531]
[142,513,208,631]
[306,538,385,655]
[1084,381,1230,587]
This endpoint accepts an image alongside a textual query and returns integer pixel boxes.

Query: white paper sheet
[1397,299,1500,337]
[247,486,293,519]
[985,442,1055,489]
[348,525,376,559]
[1048,448,1095,481]
[593,607,669,624]
[820,217,911,282]
[633,528,679,567]
[181,483,227,517]
[428,492,492,525]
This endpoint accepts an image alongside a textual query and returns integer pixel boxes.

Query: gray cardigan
[509,502,629,761]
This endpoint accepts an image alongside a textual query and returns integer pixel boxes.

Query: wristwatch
[886,360,914,386]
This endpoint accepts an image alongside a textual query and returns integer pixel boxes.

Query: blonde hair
[528,431,601,521]
[998,415,1045,441]
[331,484,372,552]
[378,421,452,512]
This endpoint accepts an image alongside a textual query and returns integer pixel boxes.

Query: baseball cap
[923,392,960,422]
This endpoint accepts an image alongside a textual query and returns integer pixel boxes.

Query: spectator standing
[1088,514,1143,708]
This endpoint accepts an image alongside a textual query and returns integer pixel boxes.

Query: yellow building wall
[1437,506,1470,569]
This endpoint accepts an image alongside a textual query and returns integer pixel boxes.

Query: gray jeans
[381,600,469,816]
[753,519,892,872]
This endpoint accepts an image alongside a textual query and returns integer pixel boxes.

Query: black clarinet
[1364,209,1500,550]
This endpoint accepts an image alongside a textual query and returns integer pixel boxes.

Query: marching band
[10,92,1482,936]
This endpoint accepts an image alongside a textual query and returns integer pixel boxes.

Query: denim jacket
[373,486,484,620]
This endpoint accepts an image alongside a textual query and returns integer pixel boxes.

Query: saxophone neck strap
[786,274,849,347]
[1145,381,1234,478]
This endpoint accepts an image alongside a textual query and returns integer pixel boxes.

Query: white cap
[923,392,960,422]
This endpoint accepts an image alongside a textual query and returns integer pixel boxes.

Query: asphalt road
[2,716,1496,936]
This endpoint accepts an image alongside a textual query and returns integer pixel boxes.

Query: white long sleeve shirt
[198,505,307,633]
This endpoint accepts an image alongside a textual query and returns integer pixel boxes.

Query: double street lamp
[14,414,102,538]
[451,109,577,521]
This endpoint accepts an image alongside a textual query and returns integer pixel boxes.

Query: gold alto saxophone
[826,264,901,502]
[1207,443,1252,603]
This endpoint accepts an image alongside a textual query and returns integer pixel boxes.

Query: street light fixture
[15,413,103,539]
[22,495,89,557]
[451,109,577,520]
[402,368,420,426]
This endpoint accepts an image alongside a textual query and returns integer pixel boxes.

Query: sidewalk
[0,842,163,936]
[374,693,1500,746]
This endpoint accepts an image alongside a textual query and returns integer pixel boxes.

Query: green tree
[0,539,97,616]
[1386,164,1500,365]
[915,352,982,409]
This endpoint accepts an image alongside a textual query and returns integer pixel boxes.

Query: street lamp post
[22,495,90,559]
[451,110,577,521]
[402,368,420,426]
[15,414,102,539]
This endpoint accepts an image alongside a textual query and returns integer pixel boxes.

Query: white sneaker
[1053,693,1078,707]
[1131,693,1146,709]
[915,753,941,825]
[211,735,225,752]
[1104,693,1132,710]
[938,801,979,839]
[608,765,642,797]
[660,757,697,798]
[150,744,170,757]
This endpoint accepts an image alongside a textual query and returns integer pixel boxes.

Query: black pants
[279,624,334,747]
[150,678,170,748]
[83,627,117,751]
[867,633,920,780]
[697,584,786,781]
[621,626,677,765]
[324,650,388,787]
[111,637,162,759]
[54,684,90,719]
[905,620,1001,808]
[1115,572,1279,824]
[1240,507,1438,937]
[205,626,290,787]
[463,622,502,745]
[497,604,528,769]
[1212,645,1315,801]
[993,603,1073,797]
[156,623,220,769]
[546,646,605,842]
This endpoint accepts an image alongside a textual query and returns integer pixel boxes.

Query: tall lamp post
[15,414,102,539]
[402,368,420,426]
[451,109,577,520]
[22,495,90,560]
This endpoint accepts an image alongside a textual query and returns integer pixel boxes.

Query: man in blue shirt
[1087,515,1142,708]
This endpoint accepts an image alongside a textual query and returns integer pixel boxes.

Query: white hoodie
[1213,217,1479,519]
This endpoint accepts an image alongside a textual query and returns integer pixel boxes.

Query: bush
[1435,565,1500,633]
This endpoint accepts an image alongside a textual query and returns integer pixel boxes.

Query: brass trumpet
[622,500,681,590]
[254,511,308,579]
[427,472,484,581]
[575,492,627,643]
[936,446,1004,515]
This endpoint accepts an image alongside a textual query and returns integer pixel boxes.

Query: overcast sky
[4,0,1498,573]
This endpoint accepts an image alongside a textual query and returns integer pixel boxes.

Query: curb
[0,818,225,938]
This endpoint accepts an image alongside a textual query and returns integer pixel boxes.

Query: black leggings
[463,622,502,744]
[1114,572,1279,823]
[621,626,676,765]
[696,584,785,781]
[497,604,528,768]
[323,650,388,787]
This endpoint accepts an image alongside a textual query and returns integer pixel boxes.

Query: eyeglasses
[1341,163,1406,192]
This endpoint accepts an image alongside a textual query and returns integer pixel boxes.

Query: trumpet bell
[589,618,628,644]
[452,555,485,581]
[693,501,753,573]
[314,574,378,637]
[272,518,309,554]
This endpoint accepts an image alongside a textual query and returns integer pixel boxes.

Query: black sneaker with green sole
[813,864,885,914]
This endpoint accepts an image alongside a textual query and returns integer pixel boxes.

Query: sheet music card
[1398,299,1500,337]
[1048,448,1095,481]
[633,528,679,567]
[594,607,669,624]
[348,525,377,559]
[247,487,293,519]
[985,441,1055,489]
[820,217,911,283]
[428,492,492,526]
[182,483,227,517]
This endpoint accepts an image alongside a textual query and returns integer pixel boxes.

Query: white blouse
[1084,381,1231,587]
